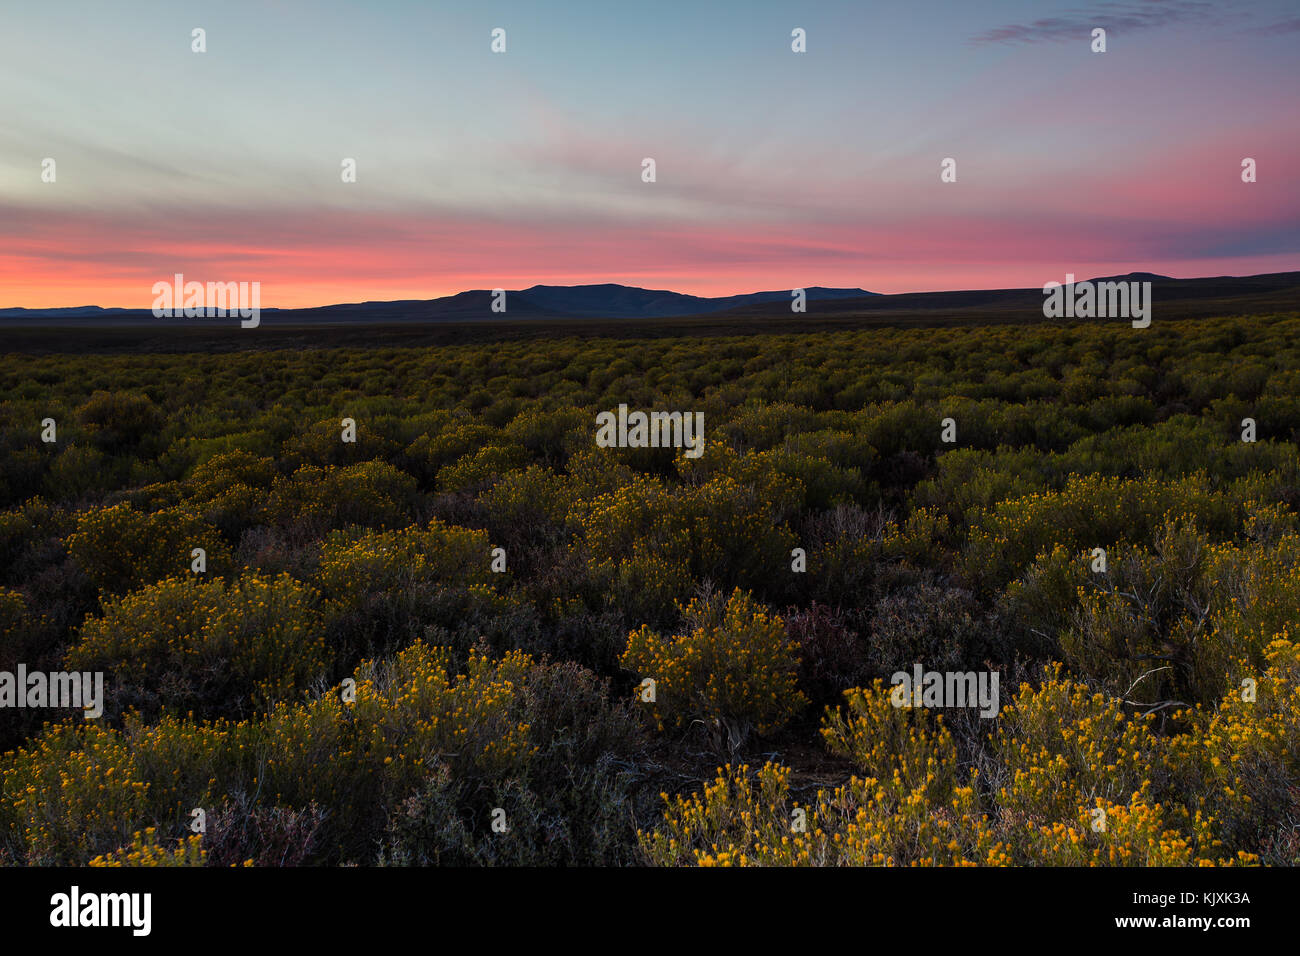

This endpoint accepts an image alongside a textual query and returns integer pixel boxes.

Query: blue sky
[2,0,1297,305]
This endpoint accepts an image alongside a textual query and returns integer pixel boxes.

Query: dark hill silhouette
[514,284,873,318]
[0,283,875,323]
[2,274,1295,332]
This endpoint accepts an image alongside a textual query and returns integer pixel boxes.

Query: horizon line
[8,268,1296,313]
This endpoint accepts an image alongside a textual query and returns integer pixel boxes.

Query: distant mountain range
[0,284,876,323]
[4,272,1298,326]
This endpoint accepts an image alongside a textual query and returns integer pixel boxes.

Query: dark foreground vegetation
[1,309,1298,865]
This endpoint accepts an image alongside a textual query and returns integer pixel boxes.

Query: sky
[2,0,1298,308]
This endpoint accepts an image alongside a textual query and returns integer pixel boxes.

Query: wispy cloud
[1248,16,1300,34]
[970,1,1216,45]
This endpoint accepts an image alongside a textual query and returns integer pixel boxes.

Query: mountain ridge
[0,283,876,321]
[3,273,1297,326]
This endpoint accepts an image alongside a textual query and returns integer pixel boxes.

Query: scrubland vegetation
[1,312,1298,866]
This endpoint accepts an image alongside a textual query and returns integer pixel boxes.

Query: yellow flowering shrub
[643,662,1290,866]
[187,450,278,499]
[75,390,164,453]
[0,499,50,572]
[0,642,538,865]
[1014,797,1255,866]
[183,450,278,536]
[403,420,496,485]
[436,443,529,493]
[689,475,801,585]
[66,502,231,595]
[88,828,207,867]
[820,681,959,803]
[279,417,403,471]
[641,762,812,866]
[963,473,1247,591]
[883,507,954,567]
[672,443,808,520]
[573,474,692,612]
[577,474,798,617]
[1199,524,1300,674]
[267,461,417,531]
[0,586,27,663]
[0,722,149,865]
[480,464,572,529]
[621,588,806,750]
[642,760,1001,867]
[993,666,1163,825]
[68,572,330,718]
[1003,517,1300,708]
[316,519,493,607]
[1167,634,1300,853]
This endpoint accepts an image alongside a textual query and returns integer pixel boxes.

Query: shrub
[640,760,996,867]
[786,602,869,706]
[279,417,401,470]
[436,444,529,493]
[0,722,150,865]
[480,465,572,547]
[865,581,999,677]
[993,667,1164,827]
[962,473,1246,592]
[66,502,231,595]
[42,444,118,501]
[267,461,418,532]
[577,474,799,618]
[68,573,330,719]
[621,588,806,751]
[315,518,494,653]
[404,422,496,486]
[88,829,206,867]
[185,450,277,537]
[0,643,538,865]
[821,681,959,804]
[0,587,30,668]
[1167,634,1300,855]
[381,661,645,866]
[320,516,487,587]
[203,798,326,867]
[76,391,164,454]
